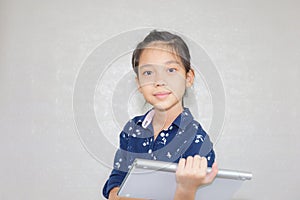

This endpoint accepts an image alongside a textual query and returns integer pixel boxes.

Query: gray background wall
[1,0,299,199]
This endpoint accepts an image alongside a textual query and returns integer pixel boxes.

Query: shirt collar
[139,107,194,130]
[141,109,155,128]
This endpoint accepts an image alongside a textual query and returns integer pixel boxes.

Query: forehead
[138,44,182,66]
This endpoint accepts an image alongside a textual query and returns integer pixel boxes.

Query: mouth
[153,91,171,99]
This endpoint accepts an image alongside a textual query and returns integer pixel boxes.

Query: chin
[152,102,177,112]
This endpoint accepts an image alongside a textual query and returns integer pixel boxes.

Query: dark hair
[132,30,191,75]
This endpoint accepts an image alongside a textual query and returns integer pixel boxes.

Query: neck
[152,104,184,131]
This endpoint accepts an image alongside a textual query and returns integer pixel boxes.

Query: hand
[108,187,146,200]
[174,155,218,200]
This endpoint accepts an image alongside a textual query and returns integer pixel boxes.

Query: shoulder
[183,117,213,146]
[184,117,207,136]
[119,114,145,149]
[123,114,144,130]
[121,111,149,137]
[187,120,210,147]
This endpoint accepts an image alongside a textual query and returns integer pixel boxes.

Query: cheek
[166,77,186,94]
[139,84,153,96]
[138,80,154,89]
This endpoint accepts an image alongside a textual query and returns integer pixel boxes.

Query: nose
[153,66,167,87]
[155,79,166,87]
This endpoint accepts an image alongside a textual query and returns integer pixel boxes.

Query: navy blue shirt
[102,108,215,199]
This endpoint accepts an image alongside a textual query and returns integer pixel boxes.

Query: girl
[102,30,218,200]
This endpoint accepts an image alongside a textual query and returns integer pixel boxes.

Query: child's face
[136,45,194,111]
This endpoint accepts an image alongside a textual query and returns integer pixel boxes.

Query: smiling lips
[153,91,171,99]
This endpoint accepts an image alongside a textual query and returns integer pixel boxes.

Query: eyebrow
[139,60,181,68]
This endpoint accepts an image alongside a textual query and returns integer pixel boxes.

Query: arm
[174,155,218,200]
[103,120,134,199]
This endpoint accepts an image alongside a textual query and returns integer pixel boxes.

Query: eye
[167,68,177,73]
[142,71,153,76]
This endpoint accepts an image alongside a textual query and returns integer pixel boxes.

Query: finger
[196,157,207,177]
[192,155,201,168]
[177,158,186,172]
[199,157,208,170]
[185,156,193,169]
[205,162,218,183]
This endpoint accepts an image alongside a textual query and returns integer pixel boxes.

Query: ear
[135,76,142,93]
[186,68,195,88]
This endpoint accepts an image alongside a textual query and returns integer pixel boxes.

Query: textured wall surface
[1,0,299,199]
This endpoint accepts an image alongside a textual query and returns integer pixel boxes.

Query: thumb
[205,162,218,183]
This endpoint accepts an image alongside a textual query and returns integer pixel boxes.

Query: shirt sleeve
[102,168,127,199]
[182,124,216,167]
[198,132,215,167]
[102,120,132,199]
